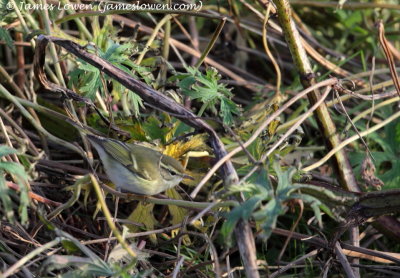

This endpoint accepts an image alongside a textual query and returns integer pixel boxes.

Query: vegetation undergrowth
[1,0,400,277]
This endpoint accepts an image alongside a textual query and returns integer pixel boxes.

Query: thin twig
[194,17,226,69]
[333,89,373,159]
[262,3,281,94]
[302,109,400,172]
[240,85,332,183]
[378,20,400,97]
[172,256,185,278]
[2,238,61,278]
[335,242,356,278]
[270,249,319,278]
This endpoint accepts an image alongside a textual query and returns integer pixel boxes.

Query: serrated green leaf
[179,66,240,126]
[68,41,148,107]
[130,64,154,85]
[78,61,99,72]
[80,69,101,99]
[224,162,336,242]
[126,91,144,117]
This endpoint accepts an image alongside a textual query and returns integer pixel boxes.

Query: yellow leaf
[267,119,280,138]
[166,188,191,245]
[126,202,158,243]
[164,134,209,159]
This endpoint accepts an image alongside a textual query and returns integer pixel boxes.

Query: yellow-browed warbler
[69,120,192,195]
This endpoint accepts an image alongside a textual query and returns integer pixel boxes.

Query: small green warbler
[69,120,192,195]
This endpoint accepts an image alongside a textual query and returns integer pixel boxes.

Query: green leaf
[17,177,29,224]
[126,91,144,117]
[0,27,14,50]
[221,195,264,245]
[130,64,154,85]
[0,173,15,223]
[349,113,400,189]
[341,11,362,29]
[68,61,102,100]
[142,116,169,142]
[252,166,272,191]
[0,145,19,157]
[224,162,334,242]
[0,0,10,16]
[80,68,101,99]
[255,199,284,239]
[292,193,324,228]
[220,97,240,126]
[179,66,240,126]
[0,161,29,180]
[68,41,147,106]
[0,146,30,224]
[274,161,296,193]
[179,76,196,92]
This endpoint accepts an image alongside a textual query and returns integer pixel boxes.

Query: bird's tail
[65,118,103,136]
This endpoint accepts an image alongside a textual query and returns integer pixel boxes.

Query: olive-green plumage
[68,119,190,195]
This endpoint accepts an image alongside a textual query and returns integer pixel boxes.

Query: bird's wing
[88,135,153,181]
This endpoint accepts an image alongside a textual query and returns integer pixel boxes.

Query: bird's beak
[183,174,194,180]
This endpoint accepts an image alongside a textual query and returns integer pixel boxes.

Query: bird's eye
[160,162,179,178]
[168,169,177,176]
